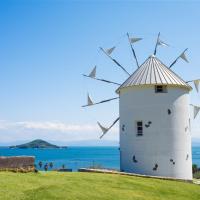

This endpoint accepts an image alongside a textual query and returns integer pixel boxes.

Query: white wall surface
[119,85,192,180]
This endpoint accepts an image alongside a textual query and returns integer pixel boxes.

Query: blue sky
[0,0,199,145]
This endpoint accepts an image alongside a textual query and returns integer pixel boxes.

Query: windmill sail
[127,33,141,68]
[106,46,116,55]
[194,79,200,92]
[154,33,169,55]
[169,48,188,68]
[88,66,96,78]
[153,32,160,55]
[100,47,130,76]
[82,74,121,86]
[190,104,200,119]
[157,39,169,47]
[99,117,120,139]
[129,37,142,44]
[97,122,109,134]
[82,97,119,107]
[194,105,200,119]
[87,94,94,106]
[94,78,120,85]
[180,51,189,63]
[81,93,94,107]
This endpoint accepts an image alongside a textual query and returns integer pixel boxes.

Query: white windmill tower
[83,33,200,180]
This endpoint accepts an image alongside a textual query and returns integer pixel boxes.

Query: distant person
[44,163,48,171]
[38,161,42,168]
[49,162,53,169]
[62,164,65,169]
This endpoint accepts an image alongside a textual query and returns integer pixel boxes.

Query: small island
[9,139,67,149]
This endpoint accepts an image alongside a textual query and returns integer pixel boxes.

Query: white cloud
[0,120,102,132]
[15,121,100,132]
[0,120,118,143]
[0,119,199,144]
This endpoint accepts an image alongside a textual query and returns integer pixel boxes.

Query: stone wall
[0,156,35,171]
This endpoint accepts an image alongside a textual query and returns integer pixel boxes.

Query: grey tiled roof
[116,55,192,93]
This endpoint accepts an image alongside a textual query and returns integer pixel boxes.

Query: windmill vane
[100,47,130,76]
[127,32,141,69]
[82,33,199,181]
[169,48,189,68]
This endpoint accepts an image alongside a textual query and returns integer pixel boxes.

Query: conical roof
[116,55,192,93]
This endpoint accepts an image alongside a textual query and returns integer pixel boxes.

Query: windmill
[82,33,200,180]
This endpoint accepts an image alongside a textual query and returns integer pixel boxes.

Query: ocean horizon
[0,146,200,171]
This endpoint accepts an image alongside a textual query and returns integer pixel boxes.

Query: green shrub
[193,171,200,179]
[192,164,199,174]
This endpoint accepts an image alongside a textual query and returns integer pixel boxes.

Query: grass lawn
[0,172,199,200]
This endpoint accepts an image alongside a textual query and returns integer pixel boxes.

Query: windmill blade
[94,78,121,85]
[82,74,121,86]
[88,66,96,78]
[191,104,200,119]
[169,48,188,69]
[82,97,119,107]
[154,32,169,55]
[129,37,142,44]
[97,122,109,134]
[98,97,119,104]
[106,46,116,55]
[153,32,160,55]
[157,39,169,47]
[180,52,189,63]
[87,94,93,106]
[127,33,140,68]
[111,58,130,76]
[99,117,120,139]
[186,79,200,92]
[82,93,94,107]
[194,79,200,92]
[100,47,130,76]
[194,105,200,119]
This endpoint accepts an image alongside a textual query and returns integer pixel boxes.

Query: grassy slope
[0,172,199,200]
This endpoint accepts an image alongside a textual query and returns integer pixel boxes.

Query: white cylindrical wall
[119,85,192,180]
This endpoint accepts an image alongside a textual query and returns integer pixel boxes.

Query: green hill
[0,172,199,200]
[9,139,61,149]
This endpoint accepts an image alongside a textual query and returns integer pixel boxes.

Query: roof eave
[116,83,193,94]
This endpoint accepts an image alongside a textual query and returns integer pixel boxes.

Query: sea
[0,146,200,171]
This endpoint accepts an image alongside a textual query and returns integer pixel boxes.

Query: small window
[155,85,167,93]
[137,121,143,136]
